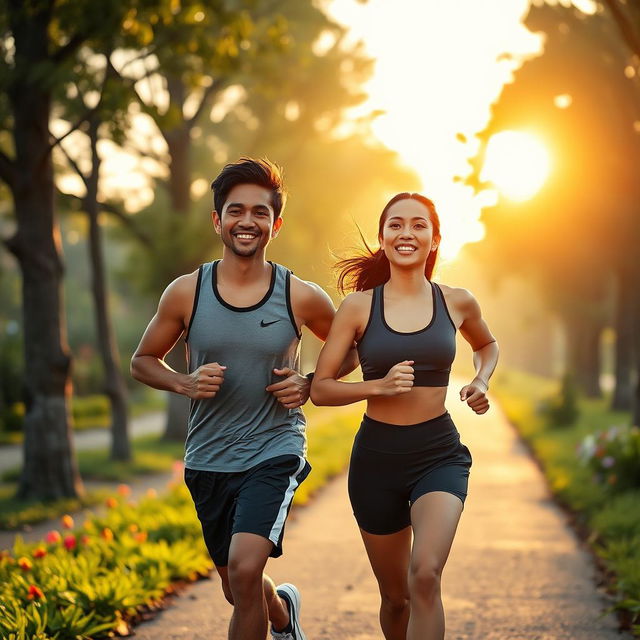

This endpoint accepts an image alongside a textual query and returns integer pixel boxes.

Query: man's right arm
[130,273,225,400]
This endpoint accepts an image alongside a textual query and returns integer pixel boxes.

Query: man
[131,157,357,640]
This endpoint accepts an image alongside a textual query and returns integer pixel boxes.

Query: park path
[131,396,628,640]
[0,411,165,476]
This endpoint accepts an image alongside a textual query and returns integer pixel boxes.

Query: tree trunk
[563,308,603,398]
[161,74,192,441]
[612,264,634,411]
[6,1,82,499]
[86,118,131,460]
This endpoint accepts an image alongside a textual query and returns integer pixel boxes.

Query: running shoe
[271,583,306,640]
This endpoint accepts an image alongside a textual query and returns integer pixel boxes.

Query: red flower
[18,557,33,571]
[33,547,47,559]
[27,584,45,600]
[63,535,77,550]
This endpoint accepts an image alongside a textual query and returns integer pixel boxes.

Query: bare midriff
[366,386,448,426]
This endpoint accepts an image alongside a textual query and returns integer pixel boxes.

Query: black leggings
[348,412,472,535]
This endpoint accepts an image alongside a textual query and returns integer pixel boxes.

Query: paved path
[0,411,164,476]
[131,398,628,639]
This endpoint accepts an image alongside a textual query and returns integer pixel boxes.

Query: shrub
[577,426,640,493]
[542,372,580,427]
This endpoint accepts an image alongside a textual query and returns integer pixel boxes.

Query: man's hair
[210,157,287,219]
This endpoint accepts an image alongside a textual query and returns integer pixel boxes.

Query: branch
[0,149,16,189]
[48,106,96,151]
[58,190,154,249]
[603,0,640,59]
[98,201,154,249]
[52,33,86,64]
[49,53,113,152]
[58,142,89,191]
[187,78,225,129]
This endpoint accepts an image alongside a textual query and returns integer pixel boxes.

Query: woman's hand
[459,378,489,414]
[377,360,415,396]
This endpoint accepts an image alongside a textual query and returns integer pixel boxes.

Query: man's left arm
[265,279,359,408]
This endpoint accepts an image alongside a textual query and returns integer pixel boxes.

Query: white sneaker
[271,583,306,640]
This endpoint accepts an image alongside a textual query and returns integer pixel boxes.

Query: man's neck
[217,250,271,285]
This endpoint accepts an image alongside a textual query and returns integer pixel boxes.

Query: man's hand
[459,378,489,414]
[184,363,226,399]
[266,367,310,409]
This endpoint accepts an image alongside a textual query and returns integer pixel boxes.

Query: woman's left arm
[454,289,499,415]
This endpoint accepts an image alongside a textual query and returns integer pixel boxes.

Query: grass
[0,390,166,444]
[1,403,365,531]
[492,369,640,634]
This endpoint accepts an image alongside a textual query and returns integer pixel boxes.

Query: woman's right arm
[310,294,414,406]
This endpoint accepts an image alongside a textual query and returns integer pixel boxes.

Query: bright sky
[326,0,545,258]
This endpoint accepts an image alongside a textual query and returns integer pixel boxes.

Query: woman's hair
[336,192,441,294]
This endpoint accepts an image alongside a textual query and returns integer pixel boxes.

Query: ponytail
[336,192,441,295]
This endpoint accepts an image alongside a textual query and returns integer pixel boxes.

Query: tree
[0,0,141,499]
[466,3,640,401]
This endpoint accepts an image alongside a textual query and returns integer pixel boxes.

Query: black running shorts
[348,412,472,535]
[184,454,311,566]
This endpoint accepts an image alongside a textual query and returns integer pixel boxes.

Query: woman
[310,192,498,640]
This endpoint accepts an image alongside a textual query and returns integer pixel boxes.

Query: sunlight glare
[480,131,551,202]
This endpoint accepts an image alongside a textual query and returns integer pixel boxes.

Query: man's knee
[227,556,266,596]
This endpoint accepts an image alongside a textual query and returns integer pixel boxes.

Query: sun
[480,131,551,202]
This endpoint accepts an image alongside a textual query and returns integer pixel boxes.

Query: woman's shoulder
[435,282,477,310]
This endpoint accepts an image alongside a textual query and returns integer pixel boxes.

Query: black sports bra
[357,282,456,387]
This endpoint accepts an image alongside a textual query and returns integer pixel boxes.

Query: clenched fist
[184,362,226,399]
[378,360,415,396]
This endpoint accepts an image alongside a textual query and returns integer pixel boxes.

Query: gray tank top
[184,260,306,472]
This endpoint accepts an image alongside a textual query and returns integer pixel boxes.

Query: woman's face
[379,198,438,269]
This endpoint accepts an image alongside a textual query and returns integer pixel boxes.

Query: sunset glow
[480,131,551,202]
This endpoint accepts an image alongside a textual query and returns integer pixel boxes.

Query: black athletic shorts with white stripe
[184,455,311,567]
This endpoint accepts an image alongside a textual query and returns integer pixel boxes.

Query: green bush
[577,426,640,493]
[492,369,640,635]
[0,485,212,639]
[542,372,580,427]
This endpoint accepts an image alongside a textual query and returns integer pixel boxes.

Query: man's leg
[226,532,290,640]
[216,562,290,631]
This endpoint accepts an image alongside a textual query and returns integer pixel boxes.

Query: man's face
[212,184,283,258]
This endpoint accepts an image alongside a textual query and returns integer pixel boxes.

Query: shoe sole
[277,583,306,640]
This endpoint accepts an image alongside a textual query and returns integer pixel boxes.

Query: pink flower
[45,530,62,544]
[601,456,615,469]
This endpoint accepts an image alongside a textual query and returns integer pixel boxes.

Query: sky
[324,0,595,257]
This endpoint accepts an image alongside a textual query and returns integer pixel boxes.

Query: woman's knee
[408,561,442,603]
[380,588,410,616]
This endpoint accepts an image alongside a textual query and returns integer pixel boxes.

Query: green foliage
[542,372,580,427]
[493,369,640,633]
[577,426,640,493]
[0,403,366,637]
[0,485,211,639]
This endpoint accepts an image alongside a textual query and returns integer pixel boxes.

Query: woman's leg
[360,526,412,640]
[407,491,464,640]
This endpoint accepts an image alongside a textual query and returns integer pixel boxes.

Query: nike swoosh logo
[260,319,281,327]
